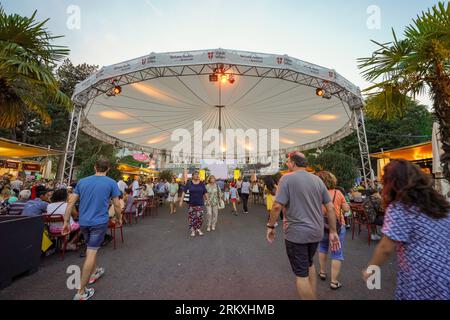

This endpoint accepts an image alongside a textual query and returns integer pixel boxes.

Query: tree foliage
[358,1,450,180]
[76,154,121,181]
[0,6,71,128]
[307,151,359,191]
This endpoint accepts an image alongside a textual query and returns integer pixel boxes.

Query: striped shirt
[8,200,28,215]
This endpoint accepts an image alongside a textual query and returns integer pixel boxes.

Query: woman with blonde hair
[316,170,350,290]
[205,175,222,232]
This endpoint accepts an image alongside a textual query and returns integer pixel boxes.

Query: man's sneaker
[88,267,105,284]
[73,287,95,300]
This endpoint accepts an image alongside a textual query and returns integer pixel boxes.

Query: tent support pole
[353,104,375,188]
[59,104,83,184]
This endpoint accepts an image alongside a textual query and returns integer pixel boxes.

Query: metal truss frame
[63,62,373,186]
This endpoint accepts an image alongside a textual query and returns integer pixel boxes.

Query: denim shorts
[319,227,346,261]
[81,223,109,250]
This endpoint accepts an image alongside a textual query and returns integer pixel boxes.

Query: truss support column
[353,104,374,188]
[60,104,83,184]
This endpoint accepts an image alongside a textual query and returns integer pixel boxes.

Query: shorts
[167,194,178,202]
[224,192,230,200]
[319,228,346,261]
[80,223,109,250]
[231,198,237,203]
[285,240,319,278]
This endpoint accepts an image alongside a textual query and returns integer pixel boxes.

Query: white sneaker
[371,234,381,241]
[212,226,216,231]
[89,267,105,284]
[73,287,95,300]
[190,231,196,237]
[197,229,204,236]
[207,226,211,232]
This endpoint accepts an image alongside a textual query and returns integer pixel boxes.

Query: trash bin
[0,215,44,289]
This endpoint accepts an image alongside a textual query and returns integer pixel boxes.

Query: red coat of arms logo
[276,57,283,65]
[208,52,214,59]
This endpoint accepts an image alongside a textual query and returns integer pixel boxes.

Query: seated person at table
[109,194,125,222]
[22,185,52,216]
[8,190,31,215]
[350,189,363,203]
[46,188,80,251]
[123,188,135,223]
[363,189,384,241]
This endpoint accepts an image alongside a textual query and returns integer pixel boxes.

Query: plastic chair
[42,215,76,260]
[350,203,377,246]
[108,219,124,250]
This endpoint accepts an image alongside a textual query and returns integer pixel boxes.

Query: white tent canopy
[74,48,362,156]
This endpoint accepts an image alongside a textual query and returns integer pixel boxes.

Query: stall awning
[370,142,432,161]
[117,163,159,175]
[0,138,64,159]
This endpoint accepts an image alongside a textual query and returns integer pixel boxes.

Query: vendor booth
[0,138,63,179]
[370,141,433,180]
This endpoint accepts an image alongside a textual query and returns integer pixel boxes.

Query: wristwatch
[266,224,275,229]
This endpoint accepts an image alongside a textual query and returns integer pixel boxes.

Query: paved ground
[0,202,396,300]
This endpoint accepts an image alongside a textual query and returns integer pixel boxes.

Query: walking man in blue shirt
[62,158,122,300]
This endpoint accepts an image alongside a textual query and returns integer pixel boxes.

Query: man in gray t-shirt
[266,151,340,300]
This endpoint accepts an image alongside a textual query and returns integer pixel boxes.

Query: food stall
[117,163,159,181]
[0,138,63,179]
[370,141,433,180]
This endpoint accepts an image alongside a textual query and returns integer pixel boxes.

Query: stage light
[113,85,122,95]
[220,74,228,83]
[209,74,218,82]
[228,75,235,84]
[316,88,324,97]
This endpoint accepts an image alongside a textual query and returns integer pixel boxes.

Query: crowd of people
[1,152,449,301]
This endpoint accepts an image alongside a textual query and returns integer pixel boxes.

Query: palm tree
[358,2,450,181]
[0,6,72,129]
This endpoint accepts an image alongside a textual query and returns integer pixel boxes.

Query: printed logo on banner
[113,63,131,72]
[284,57,293,66]
[276,57,283,65]
[141,55,156,65]
[240,54,263,63]
[208,52,214,59]
[215,51,226,59]
[170,53,194,62]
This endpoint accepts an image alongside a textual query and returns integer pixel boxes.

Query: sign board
[22,163,41,172]
[5,161,19,169]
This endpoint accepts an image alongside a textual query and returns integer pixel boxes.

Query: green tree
[0,6,71,128]
[326,97,434,158]
[159,170,174,182]
[358,2,450,180]
[308,151,359,191]
[76,155,121,181]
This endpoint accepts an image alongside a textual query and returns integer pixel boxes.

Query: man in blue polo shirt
[21,185,52,216]
[62,158,122,300]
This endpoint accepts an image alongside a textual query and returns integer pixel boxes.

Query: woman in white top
[46,189,80,251]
